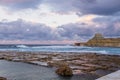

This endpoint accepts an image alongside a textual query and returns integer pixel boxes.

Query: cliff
[75,33,120,47]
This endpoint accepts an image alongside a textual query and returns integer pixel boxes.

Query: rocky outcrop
[56,65,73,76]
[75,33,120,47]
[0,77,7,80]
[92,33,104,39]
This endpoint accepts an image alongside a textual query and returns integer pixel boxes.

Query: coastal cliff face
[75,33,120,47]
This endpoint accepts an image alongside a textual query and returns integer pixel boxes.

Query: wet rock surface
[0,52,120,78]
[56,65,73,76]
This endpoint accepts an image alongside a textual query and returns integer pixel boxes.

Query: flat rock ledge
[0,52,120,78]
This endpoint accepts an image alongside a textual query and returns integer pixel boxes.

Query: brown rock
[56,65,73,76]
[0,77,7,80]
[75,33,120,47]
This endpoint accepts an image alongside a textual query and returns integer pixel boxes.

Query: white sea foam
[16,45,28,48]
[0,45,119,54]
[65,50,108,54]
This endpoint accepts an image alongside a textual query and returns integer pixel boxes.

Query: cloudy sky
[0,0,120,44]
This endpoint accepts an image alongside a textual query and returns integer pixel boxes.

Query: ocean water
[0,44,120,54]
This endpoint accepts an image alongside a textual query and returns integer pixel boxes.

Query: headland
[75,33,120,47]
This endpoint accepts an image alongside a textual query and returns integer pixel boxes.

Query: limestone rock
[93,33,104,39]
[56,65,73,76]
[75,33,120,47]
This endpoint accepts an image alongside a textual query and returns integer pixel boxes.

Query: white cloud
[0,5,81,28]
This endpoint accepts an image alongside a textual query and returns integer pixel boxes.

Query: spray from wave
[16,45,29,48]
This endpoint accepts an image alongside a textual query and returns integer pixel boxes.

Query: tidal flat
[0,52,120,80]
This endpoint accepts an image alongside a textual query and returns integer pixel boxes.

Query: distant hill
[75,33,120,47]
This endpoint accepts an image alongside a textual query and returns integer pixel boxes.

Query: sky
[0,0,120,44]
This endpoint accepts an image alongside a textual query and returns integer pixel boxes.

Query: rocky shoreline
[0,51,120,78]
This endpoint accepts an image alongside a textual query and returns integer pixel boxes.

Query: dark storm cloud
[44,0,120,15]
[75,0,120,15]
[0,0,119,41]
[56,23,94,40]
[56,17,120,40]
[0,0,42,10]
[0,20,93,41]
[0,19,119,41]
[93,16,120,37]
[0,19,60,40]
[1,0,120,15]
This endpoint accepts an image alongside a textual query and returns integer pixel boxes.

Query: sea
[0,44,119,55]
[0,44,120,80]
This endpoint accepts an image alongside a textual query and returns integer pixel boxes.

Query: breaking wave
[0,45,119,54]
[16,45,29,48]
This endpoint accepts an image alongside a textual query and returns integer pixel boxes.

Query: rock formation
[92,33,104,39]
[56,65,73,76]
[75,33,120,47]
